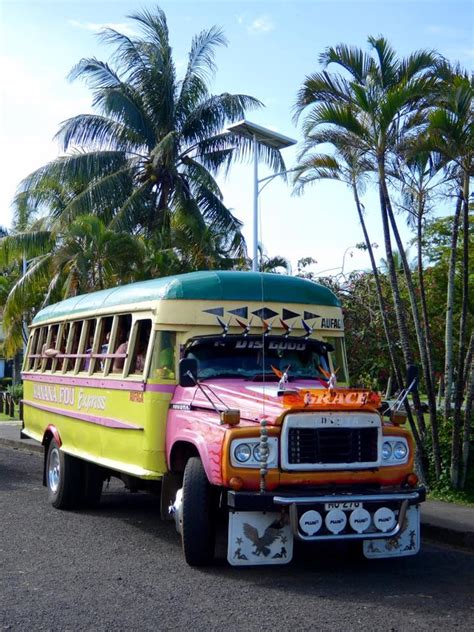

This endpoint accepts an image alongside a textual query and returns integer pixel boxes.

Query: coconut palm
[292,143,426,453]
[294,36,442,476]
[18,6,284,250]
[427,64,474,486]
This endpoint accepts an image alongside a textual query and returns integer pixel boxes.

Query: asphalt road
[1,446,473,632]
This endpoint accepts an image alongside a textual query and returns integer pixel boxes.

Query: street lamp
[226,120,296,272]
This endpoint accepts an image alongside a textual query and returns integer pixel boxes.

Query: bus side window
[56,323,70,373]
[65,321,82,374]
[93,316,113,374]
[34,327,47,371]
[79,319,97,373]
[25,329,39,371]
[111,314,132,374]
[150,331,176,380]
[44,324,60,372]
[128,319,152,376]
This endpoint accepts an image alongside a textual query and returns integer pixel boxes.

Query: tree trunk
[460,333,474,489]
[451,174,471,488]
[443,189,463,422]
[352,181,425,462]
[377,162,429,468]
[386,190,441,476]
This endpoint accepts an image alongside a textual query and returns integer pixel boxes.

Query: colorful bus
[22,271,424,566]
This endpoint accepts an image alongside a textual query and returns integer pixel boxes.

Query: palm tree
[1,216,143,351]
[18,6,284,250]
[294,36,442,476]
[427,64,473,486]
[293,144,425,454]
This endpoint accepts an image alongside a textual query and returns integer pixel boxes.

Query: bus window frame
[126,317,153,379]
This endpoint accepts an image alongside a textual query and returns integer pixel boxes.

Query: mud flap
[363,505,421,558]
[228,511,294,566]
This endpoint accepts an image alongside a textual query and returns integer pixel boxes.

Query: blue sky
[1,0,472,275]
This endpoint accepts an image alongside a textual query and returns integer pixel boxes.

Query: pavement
[1,420,473,552]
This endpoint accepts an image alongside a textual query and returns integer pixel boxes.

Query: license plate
[324,501,362,511]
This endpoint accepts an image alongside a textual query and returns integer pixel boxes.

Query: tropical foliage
[0,15,472,492]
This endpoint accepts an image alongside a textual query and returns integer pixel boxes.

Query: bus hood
[171,379,325,425]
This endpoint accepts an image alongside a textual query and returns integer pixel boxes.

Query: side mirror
[179,358,198,387]
[406,365,419,393]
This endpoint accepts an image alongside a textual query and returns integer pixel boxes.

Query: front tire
[181,457,216,566]
[46,439,81,509]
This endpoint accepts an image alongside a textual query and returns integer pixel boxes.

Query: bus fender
[168,433,223,487]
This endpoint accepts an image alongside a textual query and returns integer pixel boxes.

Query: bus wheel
[46,439,81,510]
[181,457,216,566]
[82,462,103,508]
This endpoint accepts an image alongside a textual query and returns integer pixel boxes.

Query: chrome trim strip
[274,491,421,504]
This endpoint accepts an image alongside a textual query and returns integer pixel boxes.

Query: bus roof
[32,271,340,324]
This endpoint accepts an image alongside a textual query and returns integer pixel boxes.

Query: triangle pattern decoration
[228,307,248,319]
[304,310,320,320]
[282,308,300,321]
[203,307,224,317]
[251,307,279,320]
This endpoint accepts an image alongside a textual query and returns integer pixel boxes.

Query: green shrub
[7,382,23,402]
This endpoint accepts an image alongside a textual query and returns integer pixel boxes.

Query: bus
[22,270,424,566]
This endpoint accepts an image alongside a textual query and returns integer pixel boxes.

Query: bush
[7,382,23,402]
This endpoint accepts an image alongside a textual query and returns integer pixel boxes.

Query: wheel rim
[48,447,61,493]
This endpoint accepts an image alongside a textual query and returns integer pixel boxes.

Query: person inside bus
[112,337,129,372]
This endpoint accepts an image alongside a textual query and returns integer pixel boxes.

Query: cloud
[247,15,275,35]
[68,19,138,37]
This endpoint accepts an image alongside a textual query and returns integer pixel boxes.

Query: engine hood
[171,378,325,425]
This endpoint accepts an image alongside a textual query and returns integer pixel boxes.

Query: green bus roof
[32,271,341,324]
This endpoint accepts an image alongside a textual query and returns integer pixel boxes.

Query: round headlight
[253,444,263,462]
[382,441,392,461]
[393,441,408,460]
[234,443,252,463]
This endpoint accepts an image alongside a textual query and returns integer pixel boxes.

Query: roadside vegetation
[0,6,472,498]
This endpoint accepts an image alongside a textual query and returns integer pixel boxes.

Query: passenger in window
[84,335,94,371]
[113,338,129,373]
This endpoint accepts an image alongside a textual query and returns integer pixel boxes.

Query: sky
[0,0,473,276]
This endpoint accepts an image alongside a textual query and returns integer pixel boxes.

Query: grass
[428,489,474,507]
[0,412,19,422]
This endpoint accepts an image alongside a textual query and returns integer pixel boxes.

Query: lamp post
[226,120,296,272]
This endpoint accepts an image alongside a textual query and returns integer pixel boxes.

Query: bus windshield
[183,335,334,381]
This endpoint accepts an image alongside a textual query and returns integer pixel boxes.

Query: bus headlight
[230,438,279,468]
[381,437,409,464]
[234,443,252,463]
[393,441,408,460]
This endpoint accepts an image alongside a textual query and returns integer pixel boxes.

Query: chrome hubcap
[48,447,61,493]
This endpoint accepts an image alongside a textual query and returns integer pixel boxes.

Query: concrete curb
[0,436,43,454]
[422,523,474,551]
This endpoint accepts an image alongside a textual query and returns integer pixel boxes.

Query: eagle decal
[242,519,285,557]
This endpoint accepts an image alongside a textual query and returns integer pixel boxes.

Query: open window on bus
[43,324,60,372]
[33,327,47,371]
[55,322,70,373]
[92,316,113,375]
[25,328,40,371]
[110,314,132,375]
[78,319,98,373]
[127,319,152,377]
[63,321,82,374]
[149,331,176,380]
